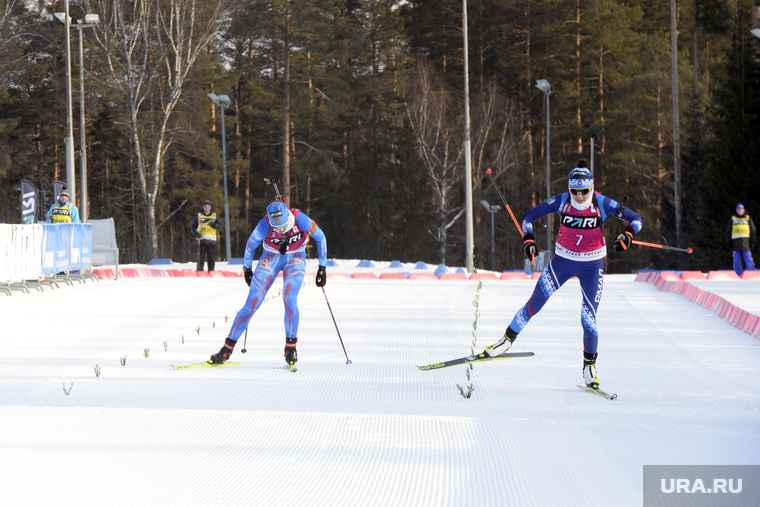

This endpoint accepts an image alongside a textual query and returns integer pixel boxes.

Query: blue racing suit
[227,209,327,341]
[509,192,642,354]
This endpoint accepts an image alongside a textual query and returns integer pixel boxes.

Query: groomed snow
[2,260,759,506]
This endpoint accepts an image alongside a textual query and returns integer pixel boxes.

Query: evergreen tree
[696,1,760,271]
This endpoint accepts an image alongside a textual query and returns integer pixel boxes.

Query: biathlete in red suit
[209,200,327,366]
[482,159,643,389]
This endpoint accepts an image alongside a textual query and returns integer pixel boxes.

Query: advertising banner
[12,224,43,280]
[53,181,66,201]
[54,223,72,273]
[40,223,93,274]
[41,225,56,275]
[20,180,39,224]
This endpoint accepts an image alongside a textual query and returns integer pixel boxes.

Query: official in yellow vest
[725,203,756,276]
[192,199,223,271]
[47,190,80,223]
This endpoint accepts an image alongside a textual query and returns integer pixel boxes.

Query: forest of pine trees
[1,0,758,273]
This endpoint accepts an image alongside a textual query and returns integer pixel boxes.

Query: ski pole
[321,286,352,364]
[241,327,248,353]
[486,168,534,265]
[263,177,284,202]
[632,240,693,254]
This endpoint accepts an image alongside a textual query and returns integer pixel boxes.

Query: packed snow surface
[2,260,758,506]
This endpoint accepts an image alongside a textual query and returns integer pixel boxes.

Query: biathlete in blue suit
[482,159,643,389]
[209,200,327,366]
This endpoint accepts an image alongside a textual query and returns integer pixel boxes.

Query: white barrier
[90,218,119,279]
[0,226,14,294]
[0,224,43,284]
[14,224,44,280]
[1,223,93,294]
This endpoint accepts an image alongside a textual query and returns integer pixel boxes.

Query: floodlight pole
[56,11,99,220]
[462,0,474,273]
[73,16,99,222]
[63,0,76,203]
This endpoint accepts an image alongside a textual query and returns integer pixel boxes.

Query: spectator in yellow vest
[192,199,223,271]
[725,203,755,276]
[47,190,80,223]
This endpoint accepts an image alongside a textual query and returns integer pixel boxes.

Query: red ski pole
[631,239,693,254]
[486,168,534,265]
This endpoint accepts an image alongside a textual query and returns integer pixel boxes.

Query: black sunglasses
[569,188,591,196]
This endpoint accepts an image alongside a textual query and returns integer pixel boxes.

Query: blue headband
[568,168,594,189]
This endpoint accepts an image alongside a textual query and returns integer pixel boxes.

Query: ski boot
[209,338,236,364]
[284,337,298,371]
[284,337,298,364]
[583,351,600,389]
[483,327,518,357]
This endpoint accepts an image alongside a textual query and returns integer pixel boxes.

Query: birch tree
[93,0,236,259]
[404,60,464,263]
[404,59,516,264]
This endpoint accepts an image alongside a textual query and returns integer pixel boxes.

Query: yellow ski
[172,361,243,370]
[418,351,535,371]
[577,385,617,400]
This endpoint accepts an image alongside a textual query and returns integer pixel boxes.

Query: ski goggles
[569,187,591,196]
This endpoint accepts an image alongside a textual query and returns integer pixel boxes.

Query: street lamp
[55,11,98,222]
[74,14,99,222]
[207,93,232,261]
[535,79,552,253]
[480,199,501,271]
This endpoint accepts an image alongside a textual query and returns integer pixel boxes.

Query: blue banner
[41,225,57,275]
[55,224,72,272]
[40,224,93,274]
[80,226,92,268]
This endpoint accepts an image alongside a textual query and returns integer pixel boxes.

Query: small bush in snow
[457,281,482,399]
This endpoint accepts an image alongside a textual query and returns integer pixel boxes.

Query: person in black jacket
[192,200,223,271]
[725,203,756,276]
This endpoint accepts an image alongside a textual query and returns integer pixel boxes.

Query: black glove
[315,265,327,287]
[522,233,536,259]
[614,226,635,252]
[751,242,756,250]
[244,267,253,286]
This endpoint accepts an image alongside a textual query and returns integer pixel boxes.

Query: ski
[418,351,535,371]
[172,361,243,370]
[289,362,297,372]
[577,384,617,400]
